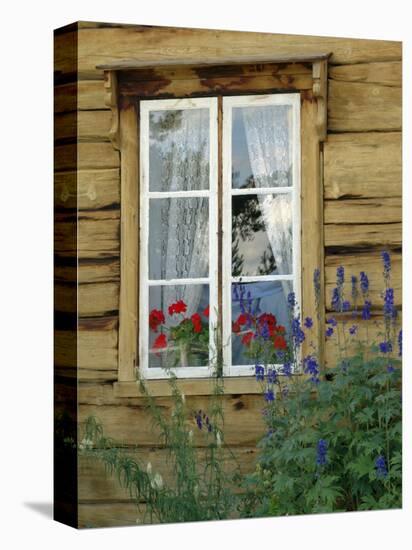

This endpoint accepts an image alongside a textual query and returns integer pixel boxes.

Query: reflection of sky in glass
[232,110,253,188]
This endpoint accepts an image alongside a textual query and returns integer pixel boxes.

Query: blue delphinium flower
[264,389,275,402]
[282,362,293,377]
[383,288,396,320]
[342,300,351,312]
[375,455,388,478]
[398,329,402,357]
[313,268,321,318]
[379,341,393,354]
[360,271,369,296]
[351,275,358,302]
[195,410,203,430]
[267,369,277,385]
[303,355,319,383]
[349,325,358,335]
[260,320,270,340]
[326,327,334,338]
[362,300,372,320]
[292,317,305,347]
[287,291,296,309]
[381,250,391,281]
[304,316,313,329]
[255,364,264,381]
[331,287,341,312]
[336,266,345,286]
[326,317,337,327]
[387,364,395,373]
[233,283,240,301]
[316,439,328,466]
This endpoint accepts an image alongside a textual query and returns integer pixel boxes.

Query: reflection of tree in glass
[150,111,183,142]
[258,245,277,276]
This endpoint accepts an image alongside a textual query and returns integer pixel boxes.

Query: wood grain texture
[55,282,119,316]
[55,210,119,259]
[329,61,401,87]
[324,133,402,199]
[79,393,266,447]
[328,80,401,132]
[324,252,401,311]
[324,223,402,248]
[78,502,141,527]
[53,26,403,80]
[55,169,120,210]
[55,259,120,284]
[324,198,401,224]
[55,143,119,171]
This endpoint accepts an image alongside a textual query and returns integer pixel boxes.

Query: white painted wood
[139,97,218,379]
[222,93,302,376]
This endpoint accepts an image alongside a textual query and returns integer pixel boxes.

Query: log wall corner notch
[312,58,329,142]
[104,70,120,150]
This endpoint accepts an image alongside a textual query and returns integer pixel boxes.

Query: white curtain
[154,109,209,320]
[241,105,293,292]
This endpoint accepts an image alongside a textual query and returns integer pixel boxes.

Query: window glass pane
[232,193,292,277]
[149,109,210,192]
[232,104,293,189]
[148,284,210,369]
[231,280,293,366]
[149,197,209,280]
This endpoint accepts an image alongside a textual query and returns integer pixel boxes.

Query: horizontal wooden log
[55,169,120,210]
[53,28,402,79]
[324,252,401,311]
[55,282,119,316]
[79,393,266,447]
[329,61,401,87]
[78,446,256,502]
[55,110,111,142]
[55,210,120,259]
[55,143,119,171]
[328,80,401,132]
[55,258,120,284]
[324,314,402,367]
[78,502,141,528]
[323,132,401,199]
[324,198,401,224]
[55,81,107,113]
[324,223,401,248]
[55,367,118,382]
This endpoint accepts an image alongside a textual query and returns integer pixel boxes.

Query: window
[99,54,329,388]
[138,93,300,379]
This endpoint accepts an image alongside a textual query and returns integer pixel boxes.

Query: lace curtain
[153,109,210,320]
[241,105,293,295]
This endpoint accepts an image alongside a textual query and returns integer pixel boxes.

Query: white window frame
[221,93,301,377]
[139,97,219,379]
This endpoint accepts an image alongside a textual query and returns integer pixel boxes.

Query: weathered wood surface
[55,110,111,142]
[78,502,141,528]
[79,393,266,447]
[323,132,401,199]
[328,80,401,132]
[324,252,401,310]
[324,198,401,224]
[55,210,119,259]
[324,223,402,248]
[54,26,401,80]
[55,258,120,284]
[78,446,257,502]
[55,143,119,171]
[55,169,120,210]
[324,314,402,367]
[55,282,119,316]
[329,61,401,87]
[55,81,107,113]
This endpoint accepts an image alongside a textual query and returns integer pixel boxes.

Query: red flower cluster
[168,300,187,316]
[153,333,167,356]
[203,306,210,318]
[232,312,250,334]
[241,332,254,346]
[273,334,287,350]
[232,310,288,351]
[191,313,202,333]
[149,309,165,332]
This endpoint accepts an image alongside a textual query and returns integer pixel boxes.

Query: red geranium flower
[168,300,187,315]
[258,313,277,327]
[149,309,165,332]
[153,333,167,356]
[241,332,254,346]
[191,313,202,333]
[232,321,241,334]
[237,313,249,326]
[275,325,286,334]
[273,335,287,350]
[203,305,210,318]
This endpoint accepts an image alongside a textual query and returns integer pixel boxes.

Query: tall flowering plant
[242,251,402,517]
[149,301,210,367]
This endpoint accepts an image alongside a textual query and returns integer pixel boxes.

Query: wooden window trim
[101,54,330,394]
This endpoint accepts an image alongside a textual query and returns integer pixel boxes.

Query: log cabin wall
[54,22,402,527]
